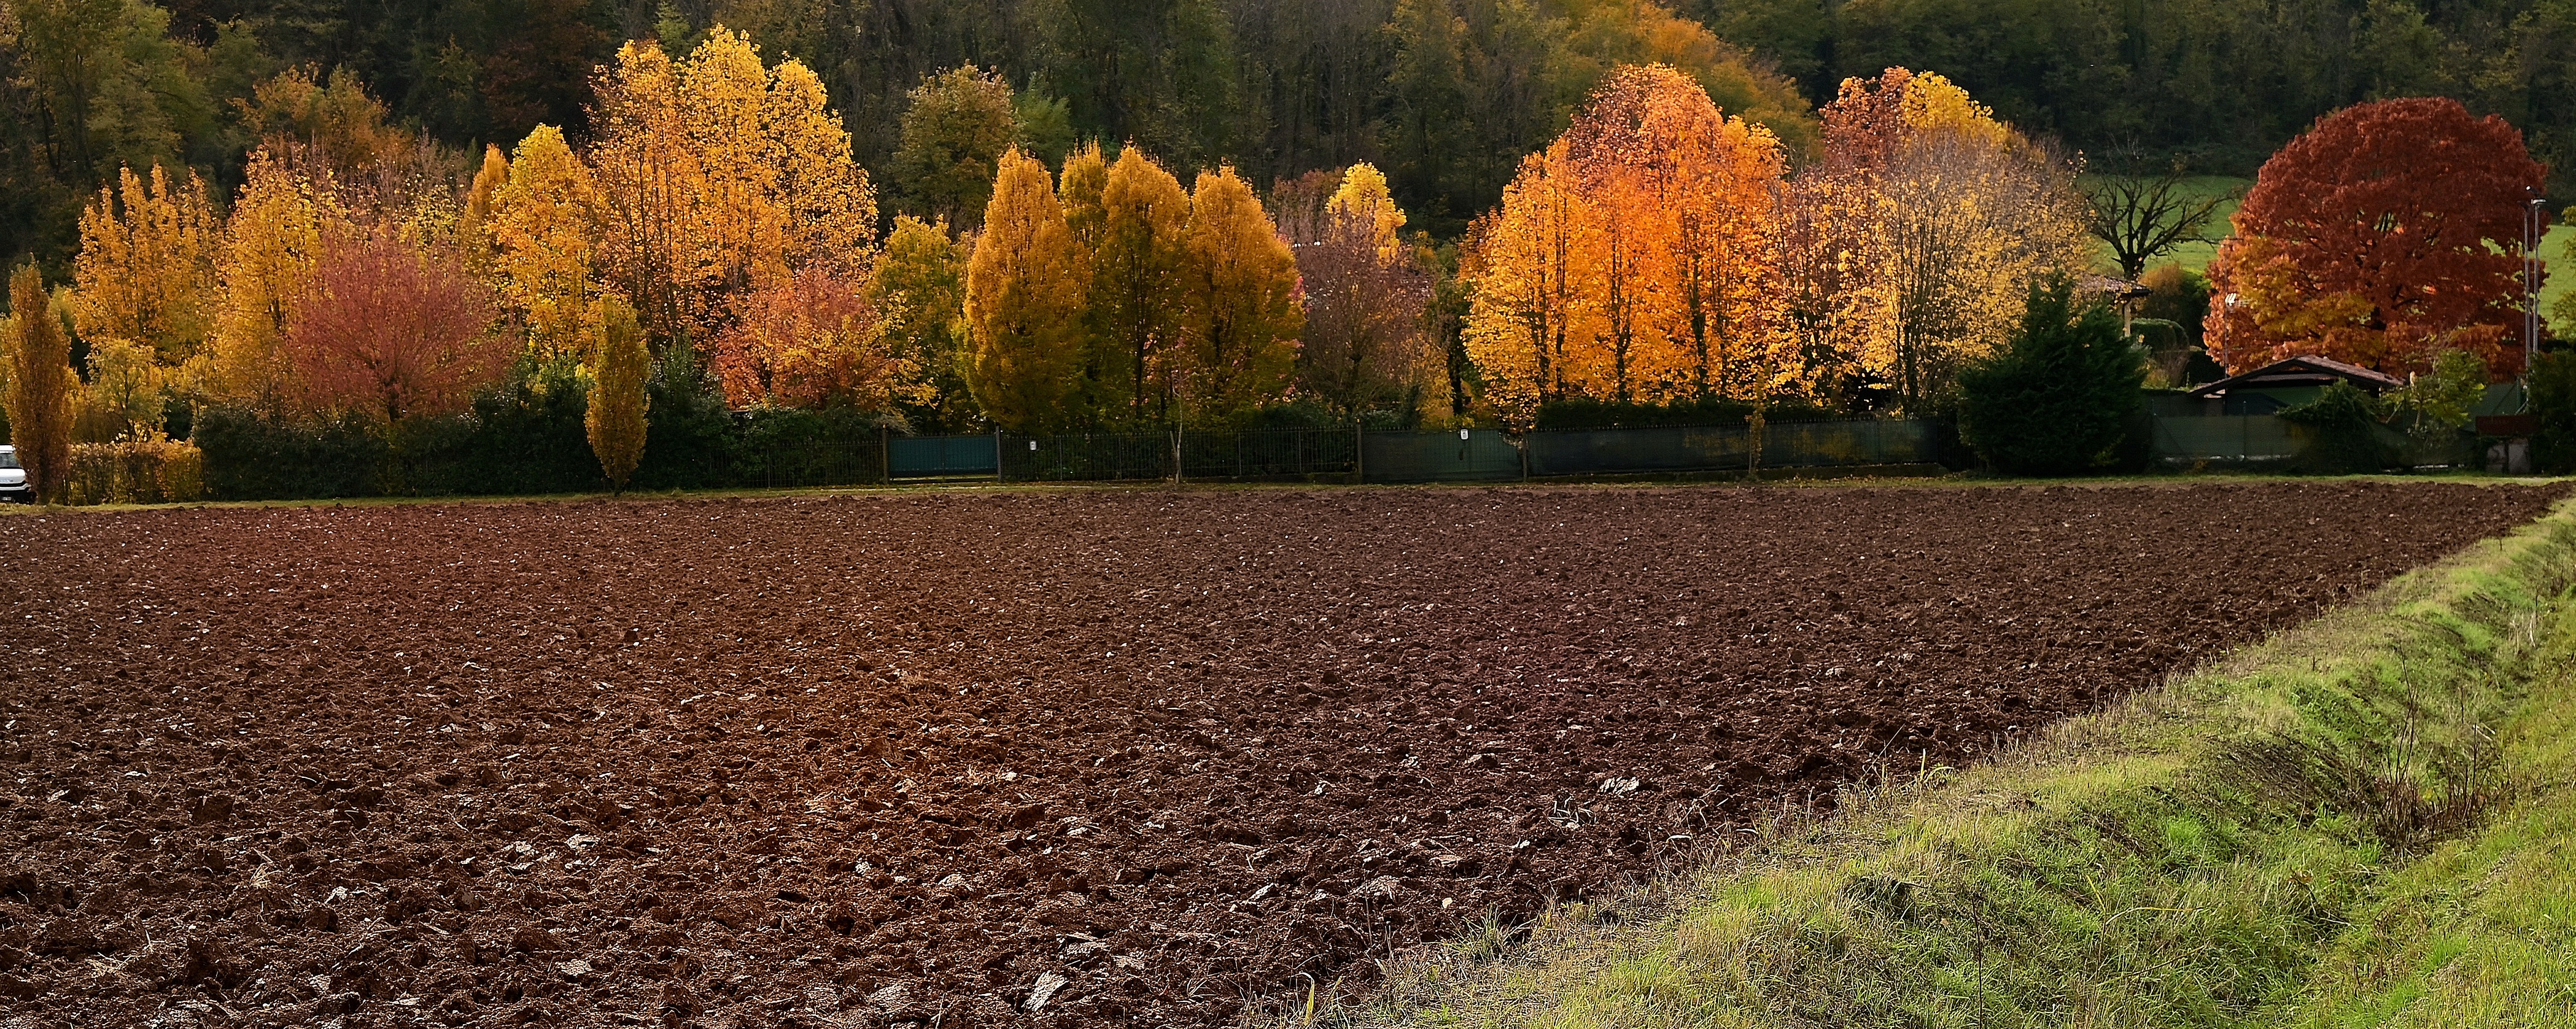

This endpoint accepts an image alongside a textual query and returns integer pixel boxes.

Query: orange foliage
[2205,97,2545,379]
[710,266,920,410]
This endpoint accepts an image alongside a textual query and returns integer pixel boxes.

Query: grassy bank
[1341,497,2576,1028]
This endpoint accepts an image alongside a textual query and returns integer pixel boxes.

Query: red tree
[284,228,508,422]
[2205,97,2547,378]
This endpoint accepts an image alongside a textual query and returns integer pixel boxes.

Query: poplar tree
[964,147,1083,432]
[588,295,651,491]
[460,144,508,279]
[6,267,75,503]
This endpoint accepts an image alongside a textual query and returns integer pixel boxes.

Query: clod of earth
[0,482,2562,1026]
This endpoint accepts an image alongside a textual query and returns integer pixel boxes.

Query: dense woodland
[10,0,2576,276]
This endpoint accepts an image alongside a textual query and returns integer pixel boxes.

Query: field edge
[1322,494,2576,1029]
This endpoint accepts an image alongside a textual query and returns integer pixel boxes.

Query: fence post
[994,427,1004,483]
[1354,422,1365,484]
[879,425,891,485]
[1173,425,1184,484]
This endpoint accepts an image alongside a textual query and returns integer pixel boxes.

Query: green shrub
[1956,276,2146,475]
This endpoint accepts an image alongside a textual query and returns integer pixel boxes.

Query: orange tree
[2205,97,2546,379]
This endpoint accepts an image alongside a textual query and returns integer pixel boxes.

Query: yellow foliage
[491,125,604,361]
[1326,163,1407,265]
[1177,166,1303,425]
[201,150,347,408]
[586,296,651,489]
[461,144,508,279]
[589,26,877,344]
[963,147,1084,432]
[73,164,220,363]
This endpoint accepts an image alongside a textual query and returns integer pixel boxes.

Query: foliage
[869,216,978,432]
[891,65,1020,231]
[2206,98,2544,380]
[588,28,877,345]
[201,150,345,408]
[963,147,1082,432]
[1176,165,1303,425]
[488,124,600,360]
[1955,275,2144,476]
[2083,159,2233,281]
[62,436,201,503]
[1465,63,1796,426]
[190,406,386,499]
[1786,67,2092,411]
[4,266,76,500]
[710,265,918,410]
[235,65,414,177]
[585,294,648,489]
[2386,348,2490,442]
[2532,350,2576,474]
[1085,146,1192,424]
[281,226,506,422]
[76,335,165,440]
[1295,163,1440,418]
[2278,380,2399,474]
[72,163,218,362]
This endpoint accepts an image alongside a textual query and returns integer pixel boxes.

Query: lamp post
[2528,194,2548,371]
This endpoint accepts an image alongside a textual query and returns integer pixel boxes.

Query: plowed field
[2,481,2563,1028]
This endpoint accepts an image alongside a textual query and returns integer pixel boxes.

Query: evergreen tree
[1955,276,2144,476]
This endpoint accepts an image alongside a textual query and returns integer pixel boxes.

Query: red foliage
[284,228,508,421]
[2205,97,2546,378]
[710,266,906,409]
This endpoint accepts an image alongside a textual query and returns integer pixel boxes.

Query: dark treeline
[9,0,2576,279]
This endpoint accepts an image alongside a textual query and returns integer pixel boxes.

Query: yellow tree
[72,163,220,363]
[869,215,977,427]
[1176,166,1303,424]
[490,125,603,362]
[202,150,346,408]
[460,144,508,279]
[1089,146,1192,423]
[964,147,1084,432]
[1326,163,1407,264]
[588,28,876,349]
[1059,142,1111,255]
[5,268,75,502]
[587,295,651,490]
[1463,140,1590,425]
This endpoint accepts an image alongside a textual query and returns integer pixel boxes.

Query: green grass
[1332,495,2576,1029]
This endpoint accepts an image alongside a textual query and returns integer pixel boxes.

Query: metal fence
[2144,414,2480,469]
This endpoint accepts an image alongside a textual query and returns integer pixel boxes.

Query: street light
[2528,194,2548,371]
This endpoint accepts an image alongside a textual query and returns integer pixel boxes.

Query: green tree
[868,214,977,431]
[891,65,1020,231]
[1956,276,2144,476]
[4,266,76,502]
[2532,350,2576,474]
[964,147,1083,432]
[586,295,650,491]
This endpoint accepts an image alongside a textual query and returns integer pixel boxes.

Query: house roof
[2189,355,2407,398]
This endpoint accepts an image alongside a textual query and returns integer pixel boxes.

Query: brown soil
[1,482,2562,1028]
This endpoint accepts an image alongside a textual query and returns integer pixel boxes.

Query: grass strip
[1342,497,2576,1029]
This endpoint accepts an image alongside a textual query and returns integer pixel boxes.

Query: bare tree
[2084,157,2235,281]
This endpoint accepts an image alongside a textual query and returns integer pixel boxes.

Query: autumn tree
[460,145,508,279]
[588,29,878,346]
[72,164,219,363]
[4,267,75,502]
[236,66,418,179]
[1787,68,2090,408]
[1296,163,1438,417]
[869,216,977,430]
[78,335,164,440]
[710,265,919,410]
[489,125,602,361]
[891,66,1020,231]
[964,147,1084,432]
[281,227,507,424]
[1087,147,1192,423]
[587,295,650,491]
[2205,97,2545,380]
[1176,166,1302,425]
[202,150,347,408]
[1464,64,1792,423]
